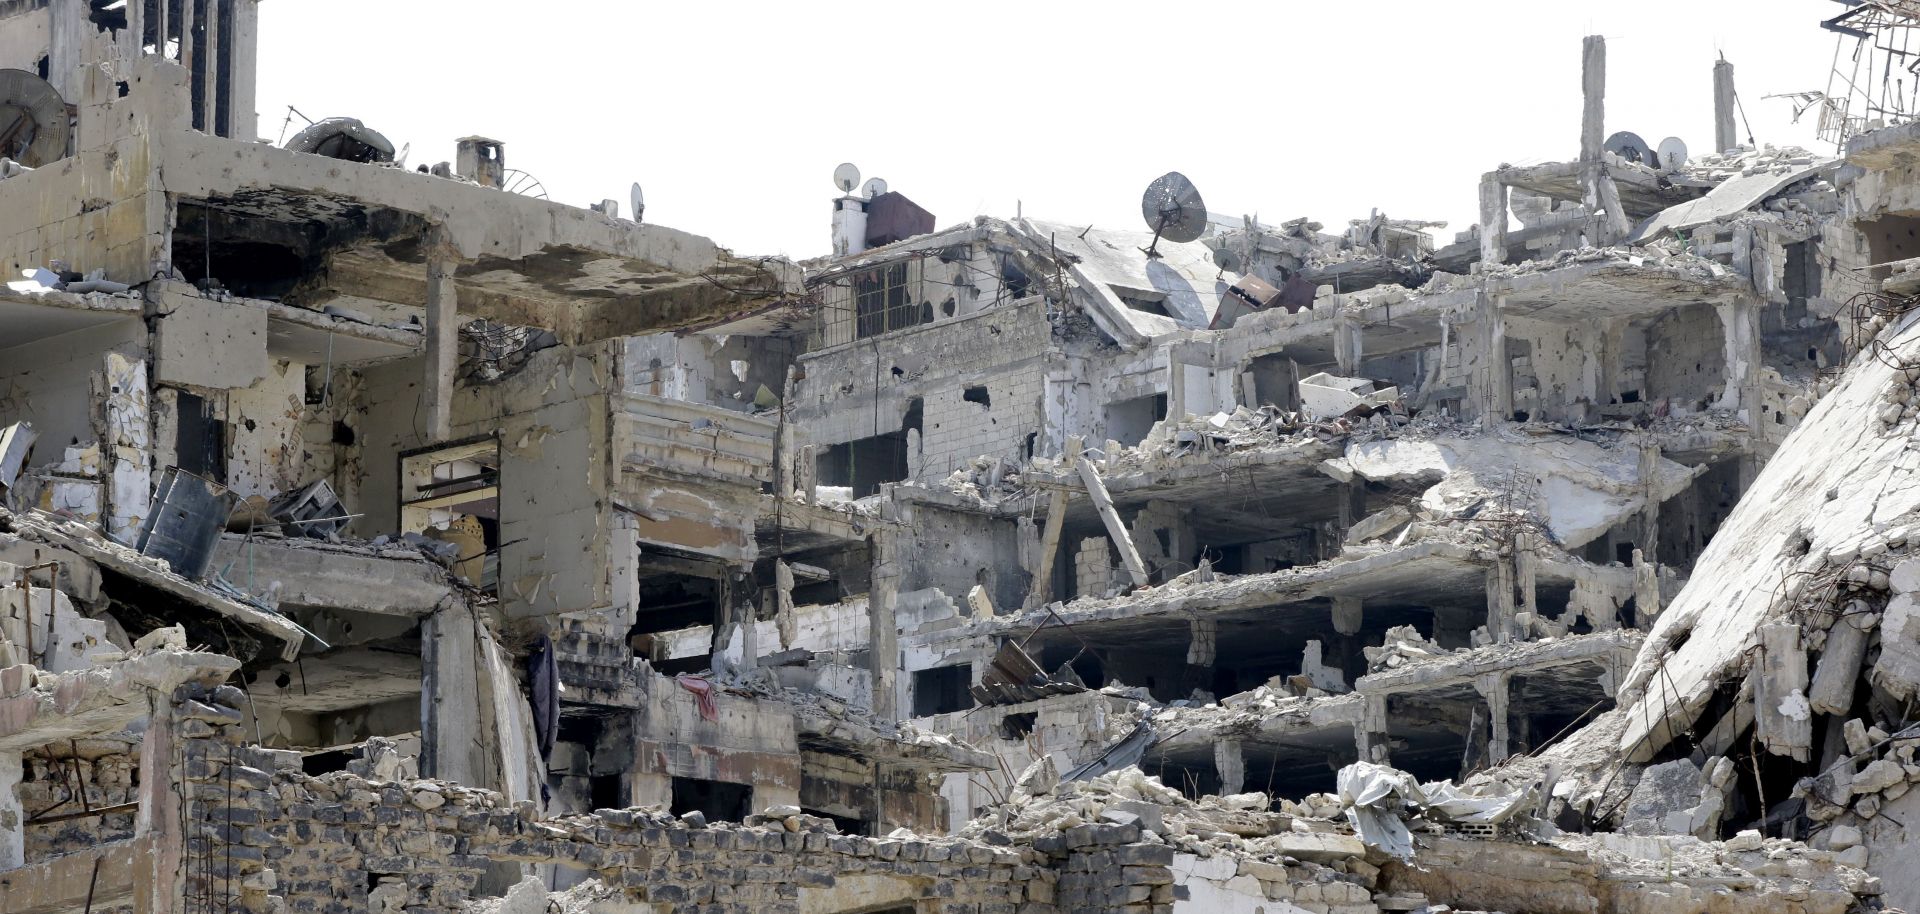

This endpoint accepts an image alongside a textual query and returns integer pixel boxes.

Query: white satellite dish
[630,182,645,223]
[862,177,888,198]
[1656,137,1689,172]
[833,162,861,194]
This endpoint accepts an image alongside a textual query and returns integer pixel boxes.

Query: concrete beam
[211,537,455,616]
[0,839,138,914]
[0,651,238,752]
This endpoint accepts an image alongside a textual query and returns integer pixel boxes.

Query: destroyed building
[0,3,1912,914]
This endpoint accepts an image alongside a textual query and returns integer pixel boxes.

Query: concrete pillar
[420,601,486,786]
[1714,297,1762,418]
[1579,35,1606,188]
[869,529,902,721]
[125,0,144,67]
[46,0,87,100]
[0,751,20,869]
[1713,57,1738,154]
[229,1,260,140]
[1809,603,1877,716]
[135,699,181,914]
[424,227,460,442]
[1478,174,1508,267]
[178,0,194,115]
[1214,740,1245,796]
[1334,317,1362,376]
[199,0,218,134]
[1632,549,1662,625]
[1485,557,1517,644]
[154,0,168,61]
[1356,695,1390,764]
[774,560,797,650]
[1331,596,1363,636]
[1755,622,1812,762]
[1637,440,1662,560]
[1515,531,1539,619]
[1475,673,1512,765]
[1475,295,1512,427]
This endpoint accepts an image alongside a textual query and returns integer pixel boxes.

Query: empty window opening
[963,386,991,407]
[817,432,909,498]
[670,777,752,823]
[911,665,974,717]
[173,390,227,483]
[998,712,1037,740]
[1106,393,1168,448]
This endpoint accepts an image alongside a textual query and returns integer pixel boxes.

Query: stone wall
[171,682,1183,914]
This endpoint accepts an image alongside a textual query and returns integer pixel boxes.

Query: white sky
[256,1,1840,260]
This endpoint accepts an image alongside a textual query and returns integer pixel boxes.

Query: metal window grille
[816,260,928,347]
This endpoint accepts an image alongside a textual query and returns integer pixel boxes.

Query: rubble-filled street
[4,3,1920,913]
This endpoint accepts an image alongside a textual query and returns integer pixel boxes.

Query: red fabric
[675,674,717,721]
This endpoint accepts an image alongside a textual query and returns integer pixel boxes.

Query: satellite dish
[0,69,71,167]
[630,182,645,223]
[833,162,861,194]
[1603,131,1658,166]
[862,176,888,198]
[1656,137,1689,172]
[1139,171,1207,259]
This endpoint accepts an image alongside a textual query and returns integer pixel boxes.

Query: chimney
[456,137,505,189]
[831,195,868,258]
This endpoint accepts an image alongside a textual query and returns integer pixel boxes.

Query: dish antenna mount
[630,182,645,224]
[833,163,861,194]
[1139,171,1207,259]
[0,69,72,167]
[862,176,888,198]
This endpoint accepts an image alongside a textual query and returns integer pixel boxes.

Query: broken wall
[791,296,1051,487]
[0,318,143,476]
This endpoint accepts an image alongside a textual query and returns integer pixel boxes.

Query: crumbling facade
[0,4,1912,914]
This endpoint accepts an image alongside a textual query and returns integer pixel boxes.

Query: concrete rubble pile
[0,5,1916,914]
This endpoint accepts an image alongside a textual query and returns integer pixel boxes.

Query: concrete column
[1631,548,1662,626]
[0,751,20,870]
[46,0,87,100]
[1515,531,1538,620]
[1331,596,1363,636]
[199,0,218,133]
[1214,740,1245,795]
[424,227,461,442]
[1356,695,1390,764]
[1334,317,1362,376]
[135,699,181,914]
[229,1,260,140]
[1714,297,1762,418]
[1636,439,1662,559]
[1485,557,1517,644]
[420,601,486,786]
[125,0,144,66]
[154,0,168,60]
[1755,622,1812,762]
[1475,296,1512,427]
[1475,673,1511,764]
[869,529,902,721]
[178,0,194,115]
[1809,604,1876,716]
[1713,57,1738,154]
[1478,174,1508,267]
[1579,35,1605,198]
